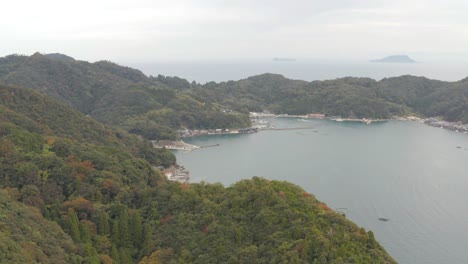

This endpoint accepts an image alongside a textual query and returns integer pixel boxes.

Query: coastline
[153,114,467,153]
[250,112,389,124]
[250,112,468,134]
[178,127,258,138]
[152,140,200,151]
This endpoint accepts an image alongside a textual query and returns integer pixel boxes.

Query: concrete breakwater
[152,140,200,151]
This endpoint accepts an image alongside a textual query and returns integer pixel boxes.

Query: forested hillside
[2,53,468,145]
[0,53,463,262]
[138,177,395,264]
[189,74,409,118]
[0,84,395,263]
[188,74,468,122]
[0,53,250,140]
[0,189,79,263]
[1,53,466,144]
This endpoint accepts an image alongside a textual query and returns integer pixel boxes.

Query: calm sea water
[128,61,468,83]
[175,118,468,264]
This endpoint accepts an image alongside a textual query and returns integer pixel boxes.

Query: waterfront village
[153,112,468,182]
[154,165,190,183]
[177,126,259,138]
[250,112,468,133]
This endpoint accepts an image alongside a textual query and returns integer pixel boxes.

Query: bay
[175,118,468,264]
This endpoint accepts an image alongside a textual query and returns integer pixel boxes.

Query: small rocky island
[371,55,416,63]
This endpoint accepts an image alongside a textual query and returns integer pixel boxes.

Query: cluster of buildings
[155,165,190,183]
[307,113,326,119]
[250,111,327,119]
[177,127,258,138]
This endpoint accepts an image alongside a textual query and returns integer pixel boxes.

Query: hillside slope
[0,189,78,264]
[2,53,466,136]
[0,84,396,263]
[139,177,396,263]
[0,53,250,140]
[190,73,468,122]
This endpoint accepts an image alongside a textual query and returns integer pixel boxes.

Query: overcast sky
[1,0,468,62]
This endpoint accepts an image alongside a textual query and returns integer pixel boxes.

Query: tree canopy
[0,84,395,263]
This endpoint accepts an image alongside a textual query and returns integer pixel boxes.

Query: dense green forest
[1,53,464,262]
[188,74,468,122]
[0,84,395,263]
[0,53,250,140]
[1,53,467,145]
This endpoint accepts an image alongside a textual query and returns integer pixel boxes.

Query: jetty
[152,140,199,151]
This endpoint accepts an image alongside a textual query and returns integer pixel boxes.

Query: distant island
[371,55,416,63]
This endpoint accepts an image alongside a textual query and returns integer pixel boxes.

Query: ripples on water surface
[176,118,468,264]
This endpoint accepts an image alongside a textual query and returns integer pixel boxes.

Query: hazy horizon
[1,0,468,63]
[128,60,468,83]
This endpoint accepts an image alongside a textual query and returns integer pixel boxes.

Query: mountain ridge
[1,52,467,136]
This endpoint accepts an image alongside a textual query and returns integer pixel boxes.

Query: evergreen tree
[141,223,155,256]
[111,244,121,264]
[67,208,81,242]
[84,242,100,264]
[130,211,143,248]
[98,211,111,235]
[119,247,133,264]
[119,209,131,248]
[111,218,121,247]
[80,222,91,243]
